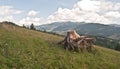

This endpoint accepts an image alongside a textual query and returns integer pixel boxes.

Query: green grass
[0,23,120,69]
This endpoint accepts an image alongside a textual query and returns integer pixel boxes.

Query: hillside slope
[0,23,120,69]
[36,22,120,40]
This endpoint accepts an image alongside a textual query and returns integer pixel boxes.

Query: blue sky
[0,0,78,17]
[0,0,120,25]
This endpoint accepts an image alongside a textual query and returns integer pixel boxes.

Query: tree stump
[58,30,96,52]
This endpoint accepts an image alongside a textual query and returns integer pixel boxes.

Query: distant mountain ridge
[36,22,80,32]
[36,22,120,40]
[110,24,120,27]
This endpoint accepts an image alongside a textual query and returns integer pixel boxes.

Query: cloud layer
[27,10,39,17]
[19,17,45,26]
[47,0,120,24]
[0,6,22,15]
[1,0,120,25]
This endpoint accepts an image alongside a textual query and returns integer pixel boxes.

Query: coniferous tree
[23,24,26,28]
[30,23,36,30]
[115,43,120,51]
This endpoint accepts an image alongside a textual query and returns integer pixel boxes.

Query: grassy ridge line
[0,23,63,43]
[0,23,120,69]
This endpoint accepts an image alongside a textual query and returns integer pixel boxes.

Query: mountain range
[36,22,120,40]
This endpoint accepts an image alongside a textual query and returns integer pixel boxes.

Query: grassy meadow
[0,23,120,69]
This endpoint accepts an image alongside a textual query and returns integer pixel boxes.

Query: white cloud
[0,6,22,15]
[0,16,47,26]
[0,15,20,25]
[0,6,44,26]
[73,0,100,12]
[47,8,74,23]
[99,1,120,12]
[114,3,120,11]
[0,16,14,21]
[27,10,39,17]
[0,5,23,25]
[47,0,120,24]
[105,11,120,18]
[19,17,46,26]
[100,1,113,12]
[47,7,111,24]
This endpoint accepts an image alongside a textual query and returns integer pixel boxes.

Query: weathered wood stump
[58,30,96,52]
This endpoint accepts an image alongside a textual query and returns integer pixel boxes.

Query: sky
[0,0,120,26]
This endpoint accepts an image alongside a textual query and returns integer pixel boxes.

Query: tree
[23,24,26,28]
[115,43,120,51]
[30,23,36,30]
